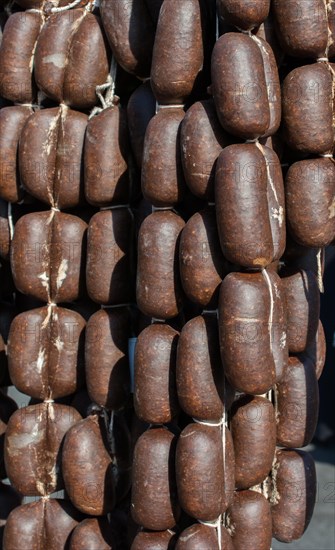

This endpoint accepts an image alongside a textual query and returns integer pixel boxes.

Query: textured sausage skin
[228,490,272,550]
[176,423,232,521]
[34,11,109,109]
[179,208,225,308]
[136,211,185,319]
[272,0,328,58]
[5,403,81,496]
[101,0,155,78]
[135,324,179,424]
[19,107,87,209]
[272,449,316,542]
[211,33,270,139]
[286,158,335,248]
[281,268,320,354]
[282,63,334,154]
[180,99,230,201]
[0,12,42,103]
[11,211,87,303]
[219,272,276,395]
[131,530,176,550]
[8,306,85,400]
[142,108,186,207]
[176,524,233,550]
[176,315,234,422]
[231,395,276,489]
[131,428,180,530]
[215,144,285,268]
[151,0,204,104]
[85,308,130,410]
[86,209,133,305]
[85,105,129,207]
[218,0,270,30]
[69,518,114,550]
[62,414,115,516]
[301,319,326,380]
[0,106,32,203]
[276,356,319,448]
[3,499,83,550]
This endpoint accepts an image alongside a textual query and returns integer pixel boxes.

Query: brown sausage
[62,413,115,515]
[0,199,10,262]
[180,99,231,201]
[231,395,276,489]
[228,490,272,550]
[217,0,270,30]
[70,518,114,550]
[3,499,83,550]
[179,208,226,308]
[176,524,233,550]
[276,356,319,448]
[301,319,326,380]
[100,0,154,78]
[85,308,130,410]
[0,393,17,479]
[19,107,87,209]
[215,143,285,268]
[5,403,81,496]
[286,158,335,248]
[211,33,270,139]
[131,530,176,550]
[267,270,288,382]
[11,211,87,303]
[0,12,42,103]
[272,449,316,542]
[281,268,320,353]
[282,63,334,154]
[8,306,86,400]
[136,211,185,319]
[131,427,180,530]
[176,423,231,521]
[0,106,32,203]
[34,11,109,110]
[86,209,133,305]
[218,272,276,395]
[177,315,235,422]
[127,81,156,169]
[134,324,179,424]
[85,105,129,207]
[151,0,204,104]
[142,107,186,207]
[272,0,329,58]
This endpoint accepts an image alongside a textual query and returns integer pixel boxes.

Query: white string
[261,268,274,351]
[157,104,185,109]
[100,204,131,211]
[317,248,324,293]
[317,57,329,62]
[44,399,54,403]
[7,202,14,240]
[50,0,83,12]
[194,411,226,549]
[320,153,333,158]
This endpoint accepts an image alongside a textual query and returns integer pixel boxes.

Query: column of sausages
[83,90,134,523]
[210,16,284,550]
[2,98,90,547]
[131,2,208,545]
[271,3,329,542]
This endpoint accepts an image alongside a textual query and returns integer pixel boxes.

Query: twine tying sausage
[193,316,227,550]
[90,57,118,119]
[7,202,14,240]
[317,248,324,293]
